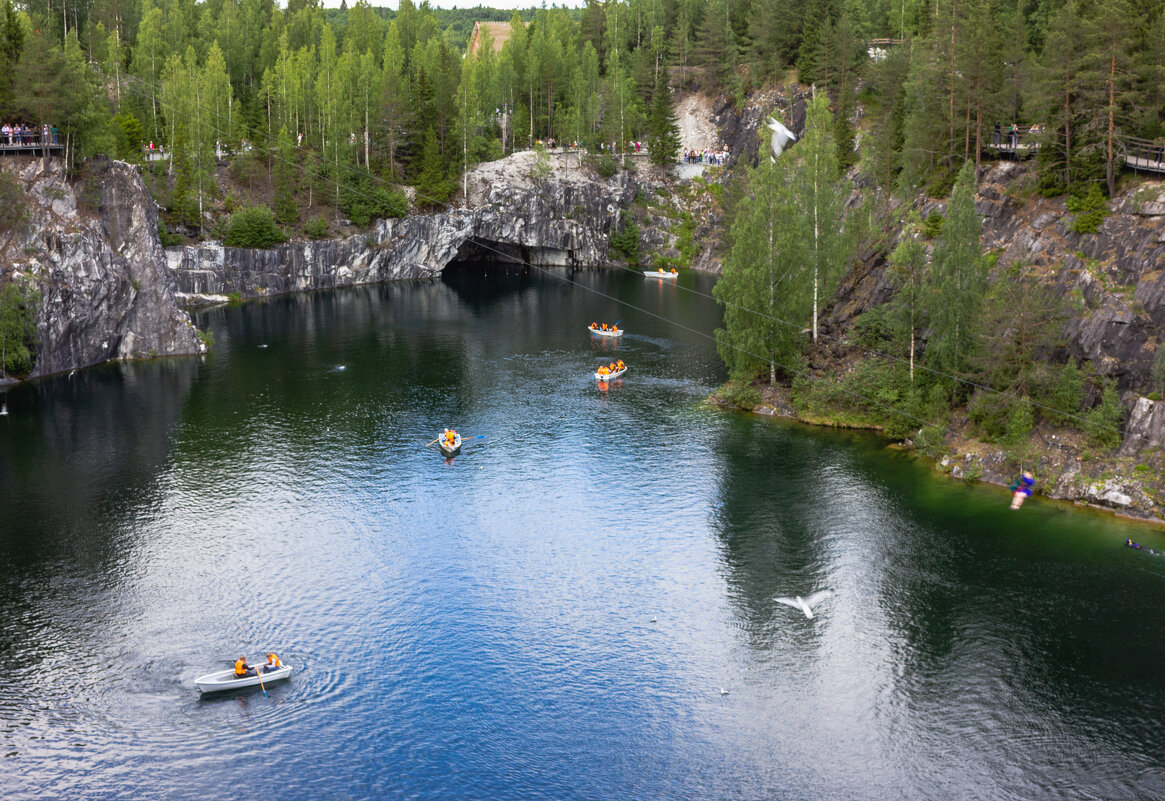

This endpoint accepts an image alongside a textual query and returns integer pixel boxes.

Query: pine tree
[887,211,928,383]
[646,68,680,167]
[415,126,451,206]
[0,280,39,379]
[273,126,299,226]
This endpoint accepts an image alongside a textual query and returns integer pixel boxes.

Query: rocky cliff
[168,151,636,303]
[0,157,204,382]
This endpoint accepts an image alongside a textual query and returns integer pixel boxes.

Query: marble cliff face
[1,157,204,382]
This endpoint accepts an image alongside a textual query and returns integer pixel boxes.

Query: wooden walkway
[1121,136,1165,174]
[984,129,1165,174]
[0,141,63,156]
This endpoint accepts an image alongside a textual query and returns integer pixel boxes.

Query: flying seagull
[767,117,796,160]
[774,590,832,619]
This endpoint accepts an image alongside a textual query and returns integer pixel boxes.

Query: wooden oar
[426,437,440,446]
[255,660,268,698]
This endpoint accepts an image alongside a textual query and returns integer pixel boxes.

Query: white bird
[0,402,7,416]
[650,616,657,623]
[720,688,730,695]
[258,344,268,349]
[774,590,832,619]
[767,117,797,160]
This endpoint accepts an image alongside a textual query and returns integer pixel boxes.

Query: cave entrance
[441,237,535,301]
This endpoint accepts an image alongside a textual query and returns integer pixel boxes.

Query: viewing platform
[0,135,64,157]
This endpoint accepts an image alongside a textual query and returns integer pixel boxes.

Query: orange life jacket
[234,658,248,676]
[266,653,282,668]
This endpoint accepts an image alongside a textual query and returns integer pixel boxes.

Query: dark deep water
[1,266,1163,800]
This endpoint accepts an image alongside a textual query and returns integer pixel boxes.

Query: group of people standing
[2,123,58,146]
[682,148,730,165]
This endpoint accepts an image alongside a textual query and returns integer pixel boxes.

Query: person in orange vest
[445,429,457,446]
[234,656,254,678]
[263,653,282,673]
[598,365,610,376]
[616,360,625,370]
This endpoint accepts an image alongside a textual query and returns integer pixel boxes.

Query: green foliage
[715,380,762,409]
[1043,360,1085,425]
[967,391,1019,442]
[112,112,146,163]
[0,279,40,377]
[646,69,682,168]
[1002,396,1035,467]
[921,212,944,239]
[1086,378,1124,450]
[413,127,453,208]
[273,127,299,227]
[1065,185,1111,235]
[304,217,331,240]
[609,220,641,264]
[196,327,214,350]
[0,169,25,236]
[223,206,287,250]
[341,178,408,227]
[587,154,620,179]
[157,221,184,247]
[1153,347,1165,397]
[924,163,988,378]
[528,143,552,182]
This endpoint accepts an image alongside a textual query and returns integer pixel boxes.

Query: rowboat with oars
[595,366,628,381]
[196,664,293,693]
[643,268,678,280]
[438,432,462,455]
[587,324,623,338]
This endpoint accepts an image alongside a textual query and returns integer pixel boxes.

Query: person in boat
[1009,470,1035,510]
[234,656,255,679]
[591,322,598,330]
[263,653,283,672]
[445,429,457,447]
[598,365,610,376]
[1127,538,1142,549]
[670,268,677,274]
[616,360,625,370]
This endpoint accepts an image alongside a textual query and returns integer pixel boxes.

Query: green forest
[0,0,1162,228]
[1,0,1163,466]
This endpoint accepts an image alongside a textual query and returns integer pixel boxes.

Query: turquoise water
[1,266,1163,800]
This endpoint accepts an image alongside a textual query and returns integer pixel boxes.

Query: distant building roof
[468,21,521,56]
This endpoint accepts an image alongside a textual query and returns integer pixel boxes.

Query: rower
[234,656,254,678]
[264,652,283,672]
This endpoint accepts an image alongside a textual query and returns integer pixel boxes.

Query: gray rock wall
[1,157,203,381]
[168,153,634,303]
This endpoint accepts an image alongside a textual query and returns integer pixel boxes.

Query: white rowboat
[643,270,678,280]
[196,664,293,693]
[438,433,462,455]
[587,326,623,338]
[595,367,628,381]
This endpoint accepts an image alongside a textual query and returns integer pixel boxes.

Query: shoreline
[708,389,1165,530]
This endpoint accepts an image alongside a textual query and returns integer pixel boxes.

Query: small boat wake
[774,590,832,619]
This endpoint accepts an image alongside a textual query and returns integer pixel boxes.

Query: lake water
[2,266,1164,801]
